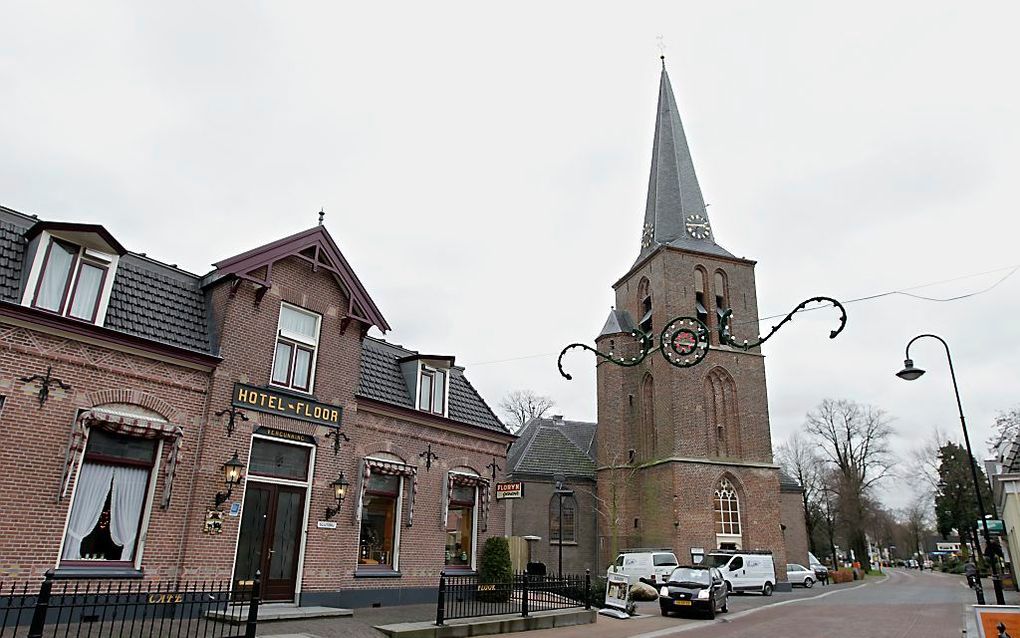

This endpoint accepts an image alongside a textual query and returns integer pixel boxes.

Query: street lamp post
[896,333,1006,605]
[553,473,573,580]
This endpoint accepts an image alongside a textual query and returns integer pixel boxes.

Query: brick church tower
[595,63,787,579]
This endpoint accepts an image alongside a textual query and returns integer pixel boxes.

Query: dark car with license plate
[658,566,728,619]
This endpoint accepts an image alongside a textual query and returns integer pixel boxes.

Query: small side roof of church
[507,416,597,480]
[635,62,735,266]
[597,308,635,338]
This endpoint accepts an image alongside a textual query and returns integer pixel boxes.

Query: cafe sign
[495,481,523,499]
[232,383,342,428]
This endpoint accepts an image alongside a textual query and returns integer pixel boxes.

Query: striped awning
[60,408,183,508]
[445,471,490,532]
[355,457,418,527]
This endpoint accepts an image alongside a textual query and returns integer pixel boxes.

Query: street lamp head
[896,359,926,381]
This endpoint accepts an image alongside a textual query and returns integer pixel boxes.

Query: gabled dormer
[398,354,454,418]
[20,221,126,326]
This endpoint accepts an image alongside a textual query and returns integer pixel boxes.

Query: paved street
[255,568,1007,638]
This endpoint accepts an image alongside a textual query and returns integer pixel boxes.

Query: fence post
[521,572,529,618]
[584,569,591,610]
[28,570,54,638]
[245,570,262,638]
[435,572,446,626]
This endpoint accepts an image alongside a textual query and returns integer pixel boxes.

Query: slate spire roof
[637,64,734,264]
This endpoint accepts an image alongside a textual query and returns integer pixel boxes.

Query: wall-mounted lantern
[324,472,350,520]
[214,451,245,509]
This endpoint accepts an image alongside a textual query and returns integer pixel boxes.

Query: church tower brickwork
[595,63,788,582]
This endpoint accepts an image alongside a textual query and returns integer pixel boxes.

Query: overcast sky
[3,2,1018,510]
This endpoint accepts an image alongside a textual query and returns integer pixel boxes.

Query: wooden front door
[234,483,306,601]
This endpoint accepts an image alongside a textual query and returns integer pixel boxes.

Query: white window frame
[55,436,163,571]
[22,231,119,326]
[416,364,448,418]
[446,470,480,571]
[358,455,405,572]
[270,303,322,394]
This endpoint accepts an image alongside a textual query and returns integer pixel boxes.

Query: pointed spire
[638,64,733,261]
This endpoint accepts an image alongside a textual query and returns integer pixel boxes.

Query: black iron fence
[0,571,261,638]
[435,570,590,626]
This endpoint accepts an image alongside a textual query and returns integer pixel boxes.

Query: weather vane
[656,35,667,62]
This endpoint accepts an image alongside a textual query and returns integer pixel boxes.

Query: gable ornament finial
[656,34,666,67]
[318,208,325,226]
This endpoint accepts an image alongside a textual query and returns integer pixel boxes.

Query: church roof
[507,416,597,480]
[597,308,635,338]
[635,63,735,265]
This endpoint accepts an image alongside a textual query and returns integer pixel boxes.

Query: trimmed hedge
[478,537,513,602]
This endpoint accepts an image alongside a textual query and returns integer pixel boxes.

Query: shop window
[694,268,708,326]
[418,365,447,416]
[61,430,157,565]
[445,485,476,567]
[271,303,320,393]
[359,474,401,570]
[550,494,577,543]
[714,478,741,537]
[32,238,112,323]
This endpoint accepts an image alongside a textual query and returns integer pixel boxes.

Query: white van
[706,551,777,596]
[607,549,679,585]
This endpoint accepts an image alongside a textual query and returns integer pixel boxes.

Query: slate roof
[598,308,636,338]
[358,336,508,435]
[507,417,597,480]
[634,65,736,268]
[779,471,804,493]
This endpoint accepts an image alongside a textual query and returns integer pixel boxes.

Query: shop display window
[359,474,400,569]
[445,485,475,567]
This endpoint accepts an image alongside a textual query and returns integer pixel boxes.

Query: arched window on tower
[641,374,656,460]
[703,368,741,458]
[638,278,652,334]
[714,271,728,334]
[713,477,742,549]
[550,494,577,543]
[694,269,708,326]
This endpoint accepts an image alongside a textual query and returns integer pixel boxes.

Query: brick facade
[505,477,599,575]
[0,216,512,608]
[780,489,809,566]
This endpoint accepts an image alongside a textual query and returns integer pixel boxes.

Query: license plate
[673,600,692,606]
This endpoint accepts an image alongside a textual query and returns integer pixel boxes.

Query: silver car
[786,563,816,588]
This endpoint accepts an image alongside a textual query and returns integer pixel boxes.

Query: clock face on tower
[641,222,655,248]
[685,214,711,240]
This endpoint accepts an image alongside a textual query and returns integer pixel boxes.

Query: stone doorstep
[375,608,597,638]
[206,603,354,624]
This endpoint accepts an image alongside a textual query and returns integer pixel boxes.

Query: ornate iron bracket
[215,405,249,437]
[324,428,350,456]
[419,443,439,471]
[558,296,846,379]
[20,366,70,408]
[718,296,847,351]
[487,456,502,481]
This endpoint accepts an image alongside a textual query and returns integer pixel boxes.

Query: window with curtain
[32,238,109,323]
[358,474,400,569]
[550,494,577,543]
[445,485,475,567]
[271,303,321,392]
[61,430,157,564]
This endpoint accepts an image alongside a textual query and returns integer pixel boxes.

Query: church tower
[595,62,787,579]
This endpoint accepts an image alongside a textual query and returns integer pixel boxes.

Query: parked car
[706,551,777,596]
[658,566,729,619]
[807,552,828,581]
[786,563,816,588]
[608,549,680,585]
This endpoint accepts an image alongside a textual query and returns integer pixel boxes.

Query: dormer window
[270,303,321,393]
[32,239,112,323]
[418,365,447,416]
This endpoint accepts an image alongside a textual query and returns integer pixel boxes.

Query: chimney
[551,415,564,426]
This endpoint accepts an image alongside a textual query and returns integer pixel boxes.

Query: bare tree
[498,390,555,433]
[775,433,823,554]
[909,426,950,497]
[900,493,933,560]
[987,405,1020,455]
[804,398,894,571]
[576,450,638,566]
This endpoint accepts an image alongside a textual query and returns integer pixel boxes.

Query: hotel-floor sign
[232,382,342,428]
[495,481,523,499]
